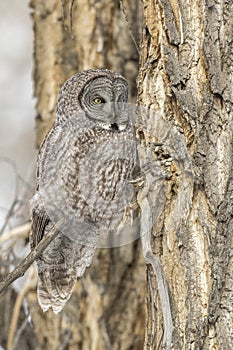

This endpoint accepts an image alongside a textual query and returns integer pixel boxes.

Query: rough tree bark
[26,1,145,350]
[138,0,233,349]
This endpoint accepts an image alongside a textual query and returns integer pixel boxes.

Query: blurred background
[0,0,35,231]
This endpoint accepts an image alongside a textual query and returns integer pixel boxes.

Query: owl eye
[93,97,105,104]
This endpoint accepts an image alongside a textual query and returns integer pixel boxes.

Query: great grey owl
[30,69,139,313]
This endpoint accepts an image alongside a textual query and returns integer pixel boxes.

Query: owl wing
[30,199,96,314]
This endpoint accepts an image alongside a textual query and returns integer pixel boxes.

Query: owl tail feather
[37,268,78,314]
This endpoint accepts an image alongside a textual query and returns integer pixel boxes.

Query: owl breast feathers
[30,69,138,313]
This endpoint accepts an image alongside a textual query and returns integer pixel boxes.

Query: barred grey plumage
[30,69,138,313]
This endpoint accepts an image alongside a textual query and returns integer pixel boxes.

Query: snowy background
[0,0,36,230]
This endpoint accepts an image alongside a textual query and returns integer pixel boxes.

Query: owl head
[56,69,129,131]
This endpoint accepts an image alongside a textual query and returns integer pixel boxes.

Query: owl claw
[128,173,145,188]
[116,200,138,235]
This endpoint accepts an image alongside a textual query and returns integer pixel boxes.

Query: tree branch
[7,268,36,350]
[0,223,30,245]
[139,179,173,350]
[0,220,63,294]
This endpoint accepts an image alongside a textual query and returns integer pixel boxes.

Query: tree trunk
[27,1,145,350]
[138,0,233,349]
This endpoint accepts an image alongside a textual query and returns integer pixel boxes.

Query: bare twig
[145,251,173,350]
[0,223,30,245]
[0,200,18,235]
[0,220,63,294]
[139,178,173,350]
[13,316,30,350]
[7,268,36,350]
[0,157,33,235]
[147,270,156,349]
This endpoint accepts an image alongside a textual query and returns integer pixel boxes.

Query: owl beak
[111,123,119,131]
